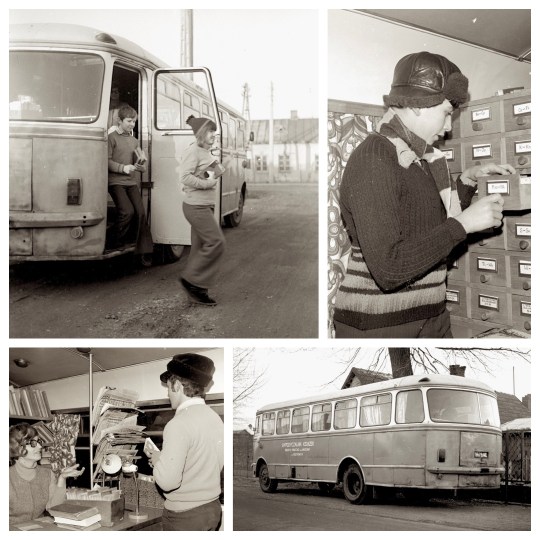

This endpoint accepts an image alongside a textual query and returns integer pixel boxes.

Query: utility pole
[180,10,193,67]
[241,83,254,181]
[269,82,274,183]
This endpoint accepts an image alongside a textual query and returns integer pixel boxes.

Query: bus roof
[256,374,496,414]
[9,23,244,118]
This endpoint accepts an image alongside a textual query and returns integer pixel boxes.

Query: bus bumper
[427,466,504,488]
[9,211,103,228]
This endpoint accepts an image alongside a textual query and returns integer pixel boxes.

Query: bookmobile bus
[9,23,249,264]
[253,374,503,504]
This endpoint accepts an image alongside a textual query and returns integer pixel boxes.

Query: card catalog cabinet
[439,90,531,337]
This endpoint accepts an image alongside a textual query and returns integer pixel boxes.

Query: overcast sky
[9,8,319,120]
[233,347,531,429]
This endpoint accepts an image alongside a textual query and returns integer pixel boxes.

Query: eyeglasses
[26,438,44,448]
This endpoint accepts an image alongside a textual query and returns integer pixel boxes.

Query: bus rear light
[67,178,82,205]
[437,449,446,463]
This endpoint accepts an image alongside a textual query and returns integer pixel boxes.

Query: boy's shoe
[179,278,217,306]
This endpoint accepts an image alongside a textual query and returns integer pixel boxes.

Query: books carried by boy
[134,148,147,166]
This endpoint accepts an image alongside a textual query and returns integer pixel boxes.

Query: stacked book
[48,503,101,531]
[9,385,51,418]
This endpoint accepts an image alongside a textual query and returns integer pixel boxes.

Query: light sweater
[153,398,224,512]
[9,464,65,524]
[334,132,476,331]
[179,142,219,206]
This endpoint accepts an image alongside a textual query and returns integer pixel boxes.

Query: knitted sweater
[179,142,219,206]
[9,464,65,524]
[108,130,143,187]
[334,132,476,331]
[153,398,224,512]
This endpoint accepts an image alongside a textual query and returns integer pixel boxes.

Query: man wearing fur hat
[146,353,223,530]
[334,51,515,338]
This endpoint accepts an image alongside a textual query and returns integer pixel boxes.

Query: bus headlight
[70,226,84,239]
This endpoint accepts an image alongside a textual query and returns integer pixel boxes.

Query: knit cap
[383,51,469,108]
[186,115,217,136]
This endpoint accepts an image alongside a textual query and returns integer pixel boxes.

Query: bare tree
[233,348,268,416]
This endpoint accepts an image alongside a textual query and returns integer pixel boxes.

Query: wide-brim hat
[160,353,215,387]
[383,51,469,108]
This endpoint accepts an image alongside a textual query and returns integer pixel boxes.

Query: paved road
[233,480,531,531]
[9,183,318,338]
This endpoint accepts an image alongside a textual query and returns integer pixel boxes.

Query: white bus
[253,374,503,503]
[9,23,249,264]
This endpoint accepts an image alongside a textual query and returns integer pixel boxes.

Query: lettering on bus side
[281,440,315,456]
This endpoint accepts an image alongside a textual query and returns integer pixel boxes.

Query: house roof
[251,118,318,145]
[341,368,392,389]
[495,391,531,425]
[501,417,531,432]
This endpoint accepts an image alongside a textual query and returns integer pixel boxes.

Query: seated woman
[9,423,84,525]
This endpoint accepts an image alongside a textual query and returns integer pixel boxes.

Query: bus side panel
[32,138,107,256]
[330,433,374,483]
[375,430,427,487]
[10,138,32,211]
[426,429,460,488]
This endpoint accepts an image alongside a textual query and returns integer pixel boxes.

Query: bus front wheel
[258,464,278,493]
[343,464,368,504]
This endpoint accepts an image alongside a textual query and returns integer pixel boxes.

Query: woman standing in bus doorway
[107,104,153,255]
[178,116,226,306]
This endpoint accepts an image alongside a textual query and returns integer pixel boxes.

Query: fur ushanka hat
[383,51,469,108]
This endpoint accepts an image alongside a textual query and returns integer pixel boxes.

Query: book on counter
[48,502,100,521]
[53,513,102,528]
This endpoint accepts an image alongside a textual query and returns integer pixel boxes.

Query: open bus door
[150,67,221,262]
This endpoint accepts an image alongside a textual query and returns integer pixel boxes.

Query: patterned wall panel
[327,101,385,336]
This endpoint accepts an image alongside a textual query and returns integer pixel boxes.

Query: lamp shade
[102,454,122,474]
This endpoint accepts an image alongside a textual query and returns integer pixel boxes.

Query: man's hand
[454,193,504,233]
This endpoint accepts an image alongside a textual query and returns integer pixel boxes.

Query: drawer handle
[519,240,530,250]
[480,274,489,283]
[523,281,531,291]
[472,122,484,132]
[516,117,527,126]
[518,156,528,166]
[481,312,490,321]
[524,321,531,331]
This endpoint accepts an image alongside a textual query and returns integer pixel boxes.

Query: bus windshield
[9,51,104,123]
[427,389,500,426]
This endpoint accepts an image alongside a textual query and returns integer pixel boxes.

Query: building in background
[250,111,318,183]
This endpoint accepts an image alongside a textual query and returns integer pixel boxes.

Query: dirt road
[9,183,318,338]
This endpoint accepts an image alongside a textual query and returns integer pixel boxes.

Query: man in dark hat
[146,353,223,530]
[333,51,515,338]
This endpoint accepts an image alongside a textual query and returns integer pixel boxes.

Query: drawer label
[520,175,531,185]
[446,290,460,304]
[514,140,531,154]
[487,180,509,195]
[515,224,531,237]
[441,148,455,161]
[513,102,531,116]
[472,108,491,121]
[521,301,531,316]
[479,294,499,311]
[477,258,498,272]
[472,143,492,159]
[519,261,531,276]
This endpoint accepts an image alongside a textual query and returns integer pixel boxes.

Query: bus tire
[258,464,278,493]
[224,190,244,228]
[161,244,185,264]
[343,463,368,504]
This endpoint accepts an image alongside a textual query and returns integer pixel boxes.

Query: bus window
[229,118,237,148]
[10,51,104,122]
[395,390,425,424]
[276,410,291,435]
[427,389,499,425]
[184,91,200,119]
[219,110,229,147]
[478,393,501,426]
[334,398,357,429]
[291,406,310,433]
[262,412,275,435]
[255,415,260,434]
[311,403,332,432]
[238,123,245,149]
[360,393,391,427]
[156,74,182,129]
[202,101,211,119]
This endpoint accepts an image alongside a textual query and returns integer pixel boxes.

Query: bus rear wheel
[259,464,278,493]
[343,464,368,504]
